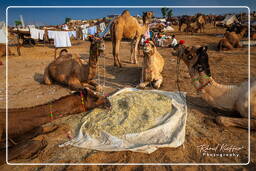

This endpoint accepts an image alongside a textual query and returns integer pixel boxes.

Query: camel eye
[187,55,193,60]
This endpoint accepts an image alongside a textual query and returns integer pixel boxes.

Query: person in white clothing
[169,35,177,48]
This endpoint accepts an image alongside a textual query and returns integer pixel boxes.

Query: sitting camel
[0,88,110,163]
[172,44,256,130]
[217,26,247,51]
[138,40,165,89]
[43,36,105,91]
[110,10,153,67]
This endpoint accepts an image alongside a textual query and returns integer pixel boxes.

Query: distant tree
[167,9,173,18]
[161,8,168,18]
[65,17,71,24]
[161,8,173,20]
[15,20,22,27]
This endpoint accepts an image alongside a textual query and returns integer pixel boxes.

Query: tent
[0,21,6,44]
[220,15,239,26]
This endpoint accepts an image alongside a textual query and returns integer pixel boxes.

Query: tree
[65,17,71,24]
[161,8,173,19]
[167,9,173,19]
[161,8,168,18]
[15,20,22,27]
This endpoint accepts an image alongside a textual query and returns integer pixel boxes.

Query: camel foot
[42,124,58,134]
[137,83,147,89]
[95,85,103,92]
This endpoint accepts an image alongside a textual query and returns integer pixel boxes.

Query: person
[169,35,177,48]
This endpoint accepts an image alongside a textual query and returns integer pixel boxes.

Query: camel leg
[88,80,102,92]
[133,37,140,64]
[153,75,163,89]
[115,39,122,68]
[67,77,84,90]
[216,116,256,130]
[81,83,97,91]
[43,68,52,85]
[112,40,118,67]
[130,39,135,64]
[138,81,150,89]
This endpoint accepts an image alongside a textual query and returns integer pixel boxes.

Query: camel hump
[121,10,131,17]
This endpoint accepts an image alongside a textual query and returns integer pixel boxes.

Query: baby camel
[173,44,256,130]
[138,40,165,89]
[43,36,105,91]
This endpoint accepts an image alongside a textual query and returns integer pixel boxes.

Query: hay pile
[81,91,172,138]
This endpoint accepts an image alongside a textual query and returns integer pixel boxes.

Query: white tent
[221,15,239,26]
[0,21,6,44]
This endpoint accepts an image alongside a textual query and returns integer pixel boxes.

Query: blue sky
[0,0,255,26]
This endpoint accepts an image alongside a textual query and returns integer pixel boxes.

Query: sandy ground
[0,24,256,170]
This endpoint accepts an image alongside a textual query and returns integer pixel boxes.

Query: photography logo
[197,144,244,158]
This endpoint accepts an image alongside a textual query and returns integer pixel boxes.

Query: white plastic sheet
[60,88,187,154]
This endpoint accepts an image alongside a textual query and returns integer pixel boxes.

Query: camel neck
[6,94,83,137]
[87,52,98,81]
[198,77,239,111]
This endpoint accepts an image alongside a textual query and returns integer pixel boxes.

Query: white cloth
[60,88,188,154]
[38,30,45,40]
[99,22,106,32]
[0,29,6,44]
[53,31,71,47]
[30,28,39,39]
[47,30,55,39]
[170,38,178,47]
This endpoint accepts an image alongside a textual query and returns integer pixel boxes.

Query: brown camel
[173,45,256,130]
[110,10,153,67]
[196,15,206,33]
[0,88,110,163]
[138,40,165,89]
[217,26,247,51]
[43,36,105,91]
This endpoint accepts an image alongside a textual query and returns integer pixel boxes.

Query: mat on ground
[60,88,188,153]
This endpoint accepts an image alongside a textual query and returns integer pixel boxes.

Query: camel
[110,10,153,67]
[172,44,256,130]
[178,15,196,32]
[196,15,206,33]
[138,40,164,89]
[43,36,105,91]
[0,88,110,162]
[217,26,247,51]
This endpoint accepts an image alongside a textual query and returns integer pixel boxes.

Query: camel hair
[43,36,105,91]
[172,45,256,130]
[110,10,153,67]
[0,89,110,163]
[217,26,247,51]
[138,40,165,89]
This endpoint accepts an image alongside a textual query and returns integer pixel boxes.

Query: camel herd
[0,9,255,163]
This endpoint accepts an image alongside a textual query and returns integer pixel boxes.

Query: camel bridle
[176,46,212,109]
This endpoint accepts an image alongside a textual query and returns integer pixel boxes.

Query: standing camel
[172,45,256,130]
[43,36,105,91]
[110,10,153,67]
[196,15,206,33]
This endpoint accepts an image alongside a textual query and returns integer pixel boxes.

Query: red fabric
[0,61,3,65]
[179,40,185,44]
[144,39,150,44]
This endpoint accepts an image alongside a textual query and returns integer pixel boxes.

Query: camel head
[81,88,111,110]
[89,36,105,60]
[142,11,154,24]
[143,40,156,56]
[173,45,211,88]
